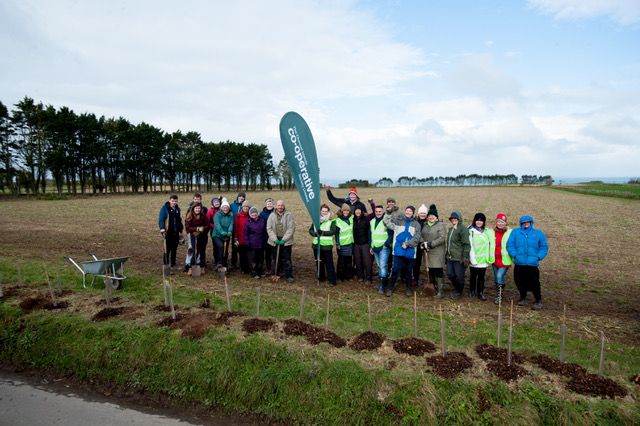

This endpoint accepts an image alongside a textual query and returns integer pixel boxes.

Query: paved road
[0,370,252,426]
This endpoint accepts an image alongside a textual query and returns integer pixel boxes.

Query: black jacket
[326,189,368,214]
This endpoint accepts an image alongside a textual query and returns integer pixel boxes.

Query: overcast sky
[1,0,639,181]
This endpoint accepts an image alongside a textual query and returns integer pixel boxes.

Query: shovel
[191,234,201,277]
[270,243,281,282]
[217,238,230,279]
[162,237,171,277]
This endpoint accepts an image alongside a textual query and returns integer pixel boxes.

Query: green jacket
[446,216,470,262]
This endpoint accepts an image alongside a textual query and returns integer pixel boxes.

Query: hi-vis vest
[370,218,388,248]
[336,216,354,246]
[498,228,513,266]
[313,220,335,247]
[469,227,495,266]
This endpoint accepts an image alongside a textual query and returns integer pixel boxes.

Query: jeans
[447,260,466,293]
[372,247,390,278]
[492,265,509,286]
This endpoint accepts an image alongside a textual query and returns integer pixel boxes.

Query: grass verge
[551,184,640,200]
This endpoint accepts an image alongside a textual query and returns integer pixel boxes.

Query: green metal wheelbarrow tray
[65,254,129,289]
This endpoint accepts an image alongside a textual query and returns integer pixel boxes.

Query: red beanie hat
[496,213,507,222]
[348,187,358,195]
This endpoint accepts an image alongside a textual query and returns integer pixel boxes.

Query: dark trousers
[190,234,208,267]
[313,247,336,284]
[238,244,250,273]
[264,244,274,272]
[231,243,239,268]
[469,267,487,295]
[428,267,444,283]
[272,245,293,279]
[353,243,373,281]
[388,256,414,290]
[337,255,353,281]
[213,237,230,267]
[514,265,542,302]
[164,232,179,267]
[447,260,466,293]
[248,248,264,277]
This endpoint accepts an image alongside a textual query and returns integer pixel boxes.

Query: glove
[160,228,166,235]
[367,198,373,203]
[420,242,428,250]
[197,226,204,233]
[276,239,285,246]
[401,242,407,249]
[234,239,239,247]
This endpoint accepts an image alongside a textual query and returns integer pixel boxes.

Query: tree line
[0,97,278,195]
[375,174,553,187]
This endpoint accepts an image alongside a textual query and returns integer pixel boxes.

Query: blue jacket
[231,198,243,215]
[506,215,549,267]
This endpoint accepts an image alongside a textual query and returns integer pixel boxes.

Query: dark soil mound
[475,343,525,364]
[567,373,628,399]
[92,307,126,321]
[157,313,186,327]
[426,352,473,379]
[392,337,436,356]
[0,286,19,299]
[632,374,640,385]
[215,311,246,326]
[306,328,346,348]
[95,297,121,306]
[529,354,587,377]
[178,312,218,338]
[20,295,68,311]
[486,360,528,382]
[154,304,180,312]
[282,319,317,337]
[349,332,385,351]
[242,318,276,334]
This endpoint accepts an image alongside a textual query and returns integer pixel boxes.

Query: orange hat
[348,187,358,195]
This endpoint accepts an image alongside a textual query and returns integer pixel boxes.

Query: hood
[519,215,535,229]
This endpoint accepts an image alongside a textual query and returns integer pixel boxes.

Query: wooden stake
[413,292,418,338]
[367,295,372,331]
[560,304,567,363]
[324,293,330,330]
[43,264,58,307]
[299,287,306,321]
[598,332,606,376]
[168,276,176,320]
[104,277,112,308]
[256,287,261,317]
[497,292,503,348]
[224,276,231,312]
[163,278,169,307]
[439,305,447,357]
[507,300,514,366]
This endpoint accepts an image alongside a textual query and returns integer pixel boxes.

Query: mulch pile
[19,295,68,312]
[281,319,346,348]
[349,332,385,351]
[529,354,587,377]
[242,318,275,334]
[426,352,473,378]
[156,312,218,338]
[392,337,436,356]
[475,343,525,364]
[567,373,628,399]
[92,307,127,321]
[486,360,528,382]
[215,311,246,326]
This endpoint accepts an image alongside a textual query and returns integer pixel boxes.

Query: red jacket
[494,227,507,268]
[186,212,210,235]
[206,207,219,230]
[233,210,250,245]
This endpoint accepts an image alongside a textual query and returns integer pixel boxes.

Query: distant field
[553,183,640,199]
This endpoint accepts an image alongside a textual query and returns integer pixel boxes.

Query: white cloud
[528,0,640,26]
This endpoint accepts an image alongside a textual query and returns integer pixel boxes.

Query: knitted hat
[211,197,220,205]
[428,204,439,217]
[386,197,396,203]
[237,191,246,198]
[418,204,428,214]
[496,213,507,222]
[242,200,250,208]
[405,205,416,213]
[472,212,487,225]
[449,211,461,220]
[249,206,258,215]
[221,198,230,209]
[348,187,358,195]
[264,197,274,204]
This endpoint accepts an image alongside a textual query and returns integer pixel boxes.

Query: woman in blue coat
[506,215,549,310]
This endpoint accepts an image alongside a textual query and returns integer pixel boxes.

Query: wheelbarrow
[65,254,129,289]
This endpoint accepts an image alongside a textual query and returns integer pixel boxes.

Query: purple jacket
[244,216,266,249]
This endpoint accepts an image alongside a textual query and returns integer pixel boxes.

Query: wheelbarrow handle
[64,256,84,273]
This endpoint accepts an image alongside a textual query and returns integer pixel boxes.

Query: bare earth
[1,187,639,344]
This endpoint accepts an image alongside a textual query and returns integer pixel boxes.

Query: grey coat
[266,210,296,247]
[420,221,446,268]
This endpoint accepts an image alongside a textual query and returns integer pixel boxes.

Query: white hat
[221,197,230,209]
[418,203,428,214]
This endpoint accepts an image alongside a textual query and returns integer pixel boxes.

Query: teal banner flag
[279,112,320,229]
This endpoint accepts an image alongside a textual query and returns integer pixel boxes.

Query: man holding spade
[158,194,183,271]
[266,200,296,283]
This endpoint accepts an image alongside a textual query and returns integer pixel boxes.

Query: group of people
[158,186,549,310]
[158,192,295,283]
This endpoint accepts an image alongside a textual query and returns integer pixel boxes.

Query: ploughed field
[1,186,638,345]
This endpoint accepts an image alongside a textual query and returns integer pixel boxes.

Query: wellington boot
[435,277,444,299]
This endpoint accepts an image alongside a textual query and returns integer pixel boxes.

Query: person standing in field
[492,213,513,305]
[183,193,207,272]
[507,215,549,310]
[326,185,368,214]
[420,204,446,298]
[185,203,209,274]
[158,194,183,271]
[413,204,429,287]
[352,199,376,284]
[468,212,494,301]
[335,204,355,282]
[260,198,275,274]
[233,201,251,274]
[245,206,266,278]
[207,197,221,265]
[309,204,338,286]
[212,198,234,268]
[370,204,392,295]
[266,200,296,283]
[383,206,421,297]
[446,211,470,299]
[229,191,247,270]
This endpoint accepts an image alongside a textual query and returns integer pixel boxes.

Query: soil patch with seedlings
[349,332,385,351]
[282,319,317,337]
[19,295,68,312]
[529,354,587,378]
[154,304,180,313]
[426,352,473,379]
[306,328,346,348]
[475,343,525,364]
[392,337,436,356]
[215,311,246,326]
[242,318,276,334]
[486,360,528,382]
[92,307,127,322]
[567,373,628,399]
